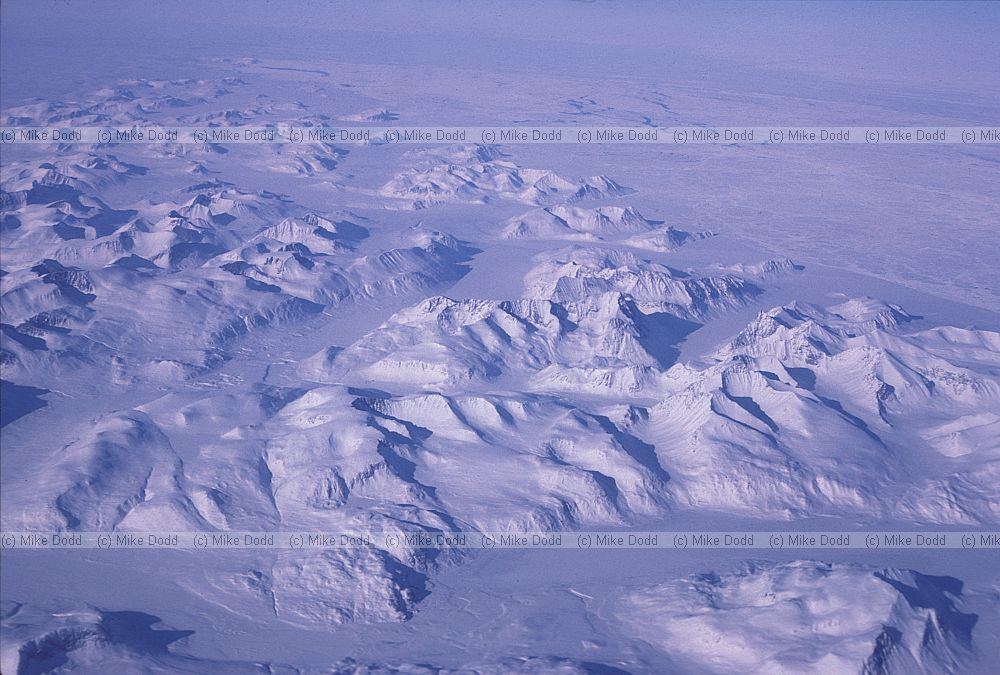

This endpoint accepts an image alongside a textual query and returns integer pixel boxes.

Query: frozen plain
[1,2,1000,673]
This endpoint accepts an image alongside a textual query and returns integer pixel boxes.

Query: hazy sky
[3,1,999,107]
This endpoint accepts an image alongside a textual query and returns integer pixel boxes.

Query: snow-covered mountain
[2,9,998,672]
[641,299,1000,522]
[617,561,978,674]
[523,245,762,319]
[503,205,658,240]
[307,292,692,394]
[381,146,633,209]
[0,169,478,390]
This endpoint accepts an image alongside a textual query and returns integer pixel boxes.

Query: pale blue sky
[3,1,998,108]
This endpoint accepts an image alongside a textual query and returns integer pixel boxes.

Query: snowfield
[2,2,999,673]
